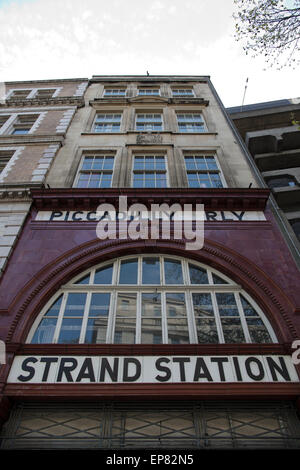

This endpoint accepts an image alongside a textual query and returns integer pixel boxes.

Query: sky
[0,0,298,108]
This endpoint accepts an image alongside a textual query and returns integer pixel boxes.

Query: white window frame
[103,88,126,97]
[184,153,227,188]
[73,152,115,188]
[92,113,122,133]
[176,112,206,133]
[27,255,277,345]
[0,112,41,135]
[131,154,169,188]
[135,113,163,132]
[172,89,195,97]
[138,88,160,96]
[5,87,60,100]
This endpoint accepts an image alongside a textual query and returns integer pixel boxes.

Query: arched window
[28,255,277,345]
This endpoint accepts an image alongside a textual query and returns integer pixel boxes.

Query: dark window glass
[164,259,183,284]
[94,264,113,284]
[119,259,138,284]
[142,258,160,284]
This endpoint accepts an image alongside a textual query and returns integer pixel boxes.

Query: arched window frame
[27,254,278,345]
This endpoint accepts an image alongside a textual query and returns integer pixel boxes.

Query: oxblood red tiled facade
[0,188,300,424]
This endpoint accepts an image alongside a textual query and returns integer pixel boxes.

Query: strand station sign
[8,355,299,384]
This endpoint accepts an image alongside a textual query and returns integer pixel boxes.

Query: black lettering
[210,357,229,381]
[232,357,243,381]
[155,358,171,382]
[86,211,96,221]
[72,211,83,221]
[123,358,141,382]
[40,357,58,382]
[64,211,70,221]
[193,358,213,382]
[57,358,78,382]
[245,357,265,381]
[232,211,245,221]
[99,358,119,382]
[220,211,233,221]
[49,211,63,221]
[76,358,96,382]
[18,357,38,382]
[205,211,218,221]
[266,356,291,382]
[173,357,190,382]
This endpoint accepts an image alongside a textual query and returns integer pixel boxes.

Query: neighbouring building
[0,76,300,450]
[227,98,300,266]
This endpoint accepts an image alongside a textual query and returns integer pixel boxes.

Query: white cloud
[0,0,298,107]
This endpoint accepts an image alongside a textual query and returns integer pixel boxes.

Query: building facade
[228,98,300,266]
[0,76,300,449]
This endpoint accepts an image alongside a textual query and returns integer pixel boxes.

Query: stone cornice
[30,188,270,211]
[0,135,64,145]
[1,97,85,108]
[5,78,88,85]
[0,183,43,201]
[90,97,209,106]
[90,75,210,83]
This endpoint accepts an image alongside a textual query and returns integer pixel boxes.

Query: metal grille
[1,401,300,449]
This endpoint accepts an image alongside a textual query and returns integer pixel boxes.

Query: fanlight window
[28,256,276,345]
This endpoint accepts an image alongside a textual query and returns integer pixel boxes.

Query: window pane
[216,293,239,316]
[119,259,138,284]
[44,295,63,316]
[221,318,245,343]
[116,293,137,317]
[82,158,93,170]
[192,293,214,316]
[168,319,189,344]
[166,293,189,344]
[89,293,110,316]
[246,318,272,343]
[212,274,228,285]
[142,258,160,284]
[64,293,87,316]
[58,318,82,344]
[164,259,183,284]
[94,264,113,284]
[142,293,161,317]
[85,318,108,344]
[31,318,57,344]
[196,318,219,344]
[141,318,162,344]
[75,274,90,285]
[240,295,259,316]
[141,293,162,343]
[189,264,208,284]
[114,293,137,343]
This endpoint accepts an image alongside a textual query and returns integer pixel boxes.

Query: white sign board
[7,355,298,384]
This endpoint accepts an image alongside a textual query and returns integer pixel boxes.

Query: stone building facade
[0,76,300,450]
[0,78,88,274]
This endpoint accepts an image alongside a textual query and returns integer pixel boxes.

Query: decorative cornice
[89,97,209,106]
[1,97,85,108]
[0,184,42,201]
[4,78,88,85]
[30,187,270,211]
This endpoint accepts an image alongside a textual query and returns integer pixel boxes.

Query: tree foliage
[233,0,300,67]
